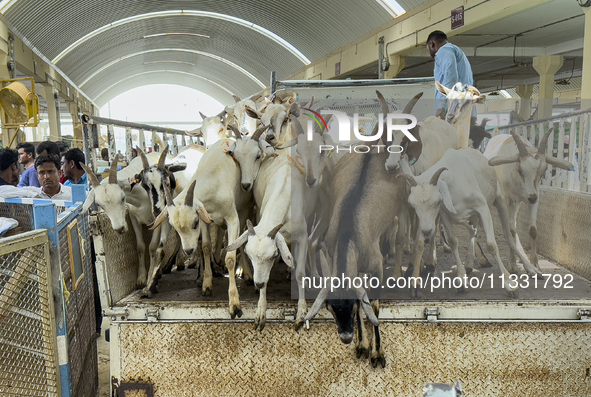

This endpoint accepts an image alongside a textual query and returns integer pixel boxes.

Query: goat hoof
[196,278,203,288]
[294,320,305,332]
[403,265,414,279]
[371,352,386,368]
[424,265,435,276]
[465,267,473,275]
[230,306,243,319]
[356,346,370,359]
[202,287,212,297]
[245,278,254,286]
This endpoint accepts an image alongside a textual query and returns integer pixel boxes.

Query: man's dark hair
[101,148,109,160]
[63,148,85,170]
[0,148,18,171]
[56,141,69,154]
[427,30,447,45]
[35,155,60,171]
[36,141,60,158]
[16,142,36,158]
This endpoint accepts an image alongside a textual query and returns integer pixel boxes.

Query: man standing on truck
[427,30,475,119]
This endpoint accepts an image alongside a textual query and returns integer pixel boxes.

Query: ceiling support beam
[288,0,553,81]
[533,55,563,119]
[383,54,405,78]
[516,84,534,121]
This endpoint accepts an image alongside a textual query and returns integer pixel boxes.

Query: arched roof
[1,0,396,105]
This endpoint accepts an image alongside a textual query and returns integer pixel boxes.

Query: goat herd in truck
[82,82,574,368]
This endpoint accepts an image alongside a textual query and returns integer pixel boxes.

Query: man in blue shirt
[427,30,475,118]
[61,148,88,188]
[17,142,40,187]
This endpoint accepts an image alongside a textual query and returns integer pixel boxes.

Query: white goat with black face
[399,148,543,297]
[485,129,574,272]
[152,139,250,319]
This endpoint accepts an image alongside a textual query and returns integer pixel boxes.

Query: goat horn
[430,167,447,186]
[184,180,196,207]
[268,224,283,239]
[80,162,100,188]
[397,173,417,187]
[290,115,305,136]
[227,124,242,140]
[199,111,207,120]
[158,145,169,169]
[150,209,168,231]
[164,182,174,207]
[376,90,389,114]
[137,146,150,170]
[108,154,119,184]
[403,92,424,116]
[252,124,269,142]
[510,132,529,158]
[247,219,256,235]
[197,207,212,224]
[537,128,554,155]
[232,95,241,103]
[216,108,226,119]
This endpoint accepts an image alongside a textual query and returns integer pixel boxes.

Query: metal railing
[80,114,204,171]
[0,229,60,397]
[493,108,591,193]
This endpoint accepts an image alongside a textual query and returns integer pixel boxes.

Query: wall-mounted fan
[0,77,40,128]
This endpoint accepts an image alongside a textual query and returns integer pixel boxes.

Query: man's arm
[17,169,28,187]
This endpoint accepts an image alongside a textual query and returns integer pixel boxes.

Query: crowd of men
[0,140,89,201]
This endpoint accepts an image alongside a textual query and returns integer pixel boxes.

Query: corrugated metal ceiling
[1,0,399,105]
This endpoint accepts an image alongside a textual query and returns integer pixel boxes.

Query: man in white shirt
[35,155,72,200]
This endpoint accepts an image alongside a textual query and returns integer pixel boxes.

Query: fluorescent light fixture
[0,0,18,13]
[500,89,512,98]
[94,70,236,103]
[78,49,266,89]
[53,10,310,65]
[376,0,406,17]
[143,61,196,66]
[143,33,210,39]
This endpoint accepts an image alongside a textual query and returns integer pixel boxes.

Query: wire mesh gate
[0,230,59,396]
[0,198,98,397]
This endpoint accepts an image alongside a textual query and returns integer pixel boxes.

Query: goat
[484,129,574,273]
[469,117,492,150]
[398,148,543,298]
[305,91,406,368]
[82,154,158,286]
[438,82,486,148]
[152,139,250,318]
[186,109,228,147]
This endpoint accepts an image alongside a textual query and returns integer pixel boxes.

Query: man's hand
[436,108,446,119]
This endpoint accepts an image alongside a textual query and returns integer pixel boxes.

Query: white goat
[438,82,485,149]
[399,148,543,297]
[485,129,573,272]
[152,139,250,318]
[82,154,159,286]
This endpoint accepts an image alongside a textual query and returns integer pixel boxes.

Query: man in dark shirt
[17,142,40,187]
[0,148,19,186]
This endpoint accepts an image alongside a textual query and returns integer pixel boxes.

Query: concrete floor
[97,318,110,397]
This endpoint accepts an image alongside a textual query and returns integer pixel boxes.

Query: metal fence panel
[0,230,60,397]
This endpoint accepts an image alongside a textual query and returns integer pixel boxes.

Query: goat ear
[475,94,486,104]
[81,189,95,214]
[290,102,300,118]
[435,81,451,96]
[168,163,187,173]
[258,139,275,157]
[227,229,249,251]
[245,106,260,120]
[275,232,294,268]
[488,154,520,167]
[437,179,457,214]
[546,155,575,171]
